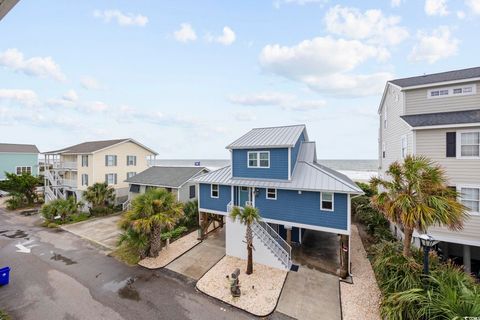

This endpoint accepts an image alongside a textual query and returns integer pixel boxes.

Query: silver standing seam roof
[194,142,362,194]
[125,166,208,188]
[226,125,307,149]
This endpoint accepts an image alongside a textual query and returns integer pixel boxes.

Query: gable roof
[389,66,480,89]
[0,143,39,154]
[226,125,307,149]
[401,109,480,128]
[45,138,158,155]
[125,166,208,188]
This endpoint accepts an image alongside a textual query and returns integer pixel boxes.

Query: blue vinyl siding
[232,148,288,180]
[290,132,305,174]
[199,183,231,212]
[255,188,348,231]
[0,153,38,180]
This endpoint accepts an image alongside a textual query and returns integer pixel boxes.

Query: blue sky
[1,0,479,159]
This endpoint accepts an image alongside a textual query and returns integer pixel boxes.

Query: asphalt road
[0,208,292,320]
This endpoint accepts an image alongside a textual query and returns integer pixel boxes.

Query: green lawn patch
[110,244,141,266]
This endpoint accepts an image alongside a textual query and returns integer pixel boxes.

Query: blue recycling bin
[0,267,10,286]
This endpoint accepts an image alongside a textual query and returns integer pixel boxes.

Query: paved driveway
[166,227,225,280]
[61,214,123,250]
[277,266,341,320]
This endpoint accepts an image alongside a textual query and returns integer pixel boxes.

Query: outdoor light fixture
[418,234,439,275]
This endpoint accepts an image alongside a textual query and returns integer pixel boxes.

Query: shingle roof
[45,138,157,155]
[125,166,208,188]
[194,142,362,194]
[0,143,39,153]
[226,125,306,149]
[401,109,480,128]
[390,67,480,88]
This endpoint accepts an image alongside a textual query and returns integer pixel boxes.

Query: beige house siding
[405,82,480,115]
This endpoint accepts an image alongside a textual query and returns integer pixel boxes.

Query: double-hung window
[320,192,334,211]
[460,187,480,214]
[127,155,137,166]
[459,131,480,158]
[126,172,136,179]
[189,185,196,199]
[401,135,408,159]
[105,155,117,166]
[81,174,89,186]
[266,188,277,200]
[81,155,89,167]
[16,166,32,175]
[247,151,270,168]
[211,184,219,198]
[105,173,117,185]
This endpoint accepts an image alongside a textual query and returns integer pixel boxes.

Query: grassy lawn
[42,212,93,228]
[110,244,141,266]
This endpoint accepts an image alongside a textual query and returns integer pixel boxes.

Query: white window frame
[456,130,480,159]
[126,172,136,179]
[382,142,386,159]
[320,192,334,212]
[266,188,277,200]
[211,184,219,198]
[247,151,270,168]
[81,155,89,167]
[457,185,480,216]
[15,166,32,175]
[81,174,89,186]
[127,155,137,166]
[106,173,117,185]
[401,135,408,159]
[427,84,476,99]
[106,155,117,166]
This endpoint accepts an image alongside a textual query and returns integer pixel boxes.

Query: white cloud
[457,10,466,19]
[63,90,78,102]
[84,101,109,112]
[424,0,449,16]
[275,0,328,7]
[0,89,38,106]
[93,9,148,27]
[206,26,236,45]
[0,48,66,81]
[233,111,257,122]
[465,0,480,14]
[259,36,391,96]
[324,5,409,46]
[46,90,79,108]
[229,92,326,111]
[409,26,459,63]
[173,23,197,43]
[80,76,102,90]
[391,0,403,7]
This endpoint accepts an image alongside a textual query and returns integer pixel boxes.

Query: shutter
[105,174,108,183]
[114,155,117,166]
[114,174,117,184]
[446,132,456,157]
[134,156,137,166]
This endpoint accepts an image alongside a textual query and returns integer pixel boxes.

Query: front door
[239,186,251,207]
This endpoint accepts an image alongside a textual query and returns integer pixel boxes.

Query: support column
[339,234,349,279]
[463,245,471,274]
[198,212,207,240]
[284,225,292,246]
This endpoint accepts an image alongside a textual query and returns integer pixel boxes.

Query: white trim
[210,184,219,198]
[400,78,480,91]
[247,150,270,168]
[288,147,291,180]
[410,122,480,130]
[266,188,277,200]
[456,130,480,159]
[15,166,32,175]
[260,217,350,235]
[177,168,210,188]
[199,208,228,216]
[427,84,476,99]
[124,182,180,189]
[401,134,407,159]
[320,192,334,211]
[457,184,480,216]
[412,131,417,155]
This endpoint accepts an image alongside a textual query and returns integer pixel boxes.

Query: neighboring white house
[125,166,209,203]
[43,138,157,205]
[378,66,480,274]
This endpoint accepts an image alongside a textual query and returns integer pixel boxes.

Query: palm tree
[40,196,83,222]
[230,205,260,275]
[119,188,184,257]
[370,155,468,257]
[83,182,115,208]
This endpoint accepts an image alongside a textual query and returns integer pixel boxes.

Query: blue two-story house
[195,125,363,271]
[0,143,40,180]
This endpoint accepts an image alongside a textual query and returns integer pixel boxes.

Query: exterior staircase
[44,170,65,202]
[252,220,292,270]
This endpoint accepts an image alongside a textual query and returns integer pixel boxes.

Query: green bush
[161,226,188,241]
[179,200,199,229]
[41,197,83,223]
[0,309,11,320]
[89,205,114,217]
[5,194,25,210]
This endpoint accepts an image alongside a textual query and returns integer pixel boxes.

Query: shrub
[89,205,114,217]
[161,226,188,241]
[40,197,83,223]
[5,194,25,210]
[179,200,199,229]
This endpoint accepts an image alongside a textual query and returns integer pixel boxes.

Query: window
[130,184,140,193]
[105,173,117,185]
[127,172,136,179]
[383,107,387,129]
[81,155,88,167]
[211,184,219,198]
[460,187,480,214]
[320,192,334,211]
[459,131,480,157]
[16,166,32,175]
[127,155,137,166]
[266,188,277,200]
[105,155,117,166]
[189,185,196,199]
[81,174,89,186]
[247,151,270,168]
[382,142,386,159]
[401,135,408,159]
[428,84,476,99]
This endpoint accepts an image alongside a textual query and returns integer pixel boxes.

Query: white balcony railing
[53,161,77,170]
[61,179,77,188]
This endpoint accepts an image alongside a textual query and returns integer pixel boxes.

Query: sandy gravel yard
[139,230,201,269]
[340,225,382,320]
[196,255,287,317]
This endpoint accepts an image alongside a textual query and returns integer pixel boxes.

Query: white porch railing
[61,179,77,188]
[252,220,292,269]
[53,161,77,170]
[122,198,132,211]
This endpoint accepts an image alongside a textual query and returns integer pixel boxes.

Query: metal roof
[226,125,306,149]
[44,138,158,155]
[194,142,362,194]
[401,109,480,128]
[390,67,480,88]
[125,166,208,188]
[0,0,19,21]
[0,143,39,153]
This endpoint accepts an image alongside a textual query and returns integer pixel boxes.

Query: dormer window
[248,151,270,168]
[428,84,476,99]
